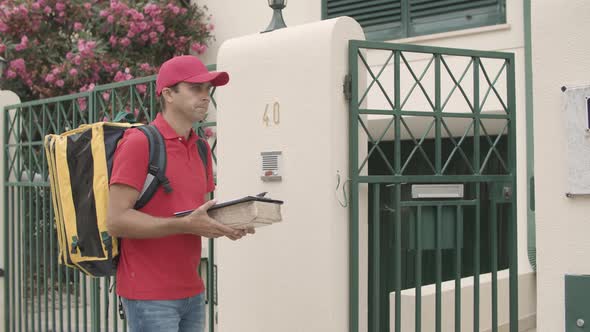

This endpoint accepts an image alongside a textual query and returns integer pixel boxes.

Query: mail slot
[411,184,464,199]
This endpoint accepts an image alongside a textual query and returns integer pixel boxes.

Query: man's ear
[162,88,174,104]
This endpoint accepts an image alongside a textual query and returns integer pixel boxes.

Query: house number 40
[263,102,281,127]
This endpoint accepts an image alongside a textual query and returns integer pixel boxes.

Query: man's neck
[162,111,193,140]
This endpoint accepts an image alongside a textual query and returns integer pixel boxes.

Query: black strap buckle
[118,297,126,320]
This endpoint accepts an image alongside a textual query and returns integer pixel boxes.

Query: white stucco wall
[214,17,365,332]
[531,0,590,331]
[198,0,321,66]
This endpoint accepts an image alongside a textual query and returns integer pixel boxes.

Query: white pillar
[215,17,365,332]
[0,90,21,328]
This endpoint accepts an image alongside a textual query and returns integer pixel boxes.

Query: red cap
[156,55,229,96]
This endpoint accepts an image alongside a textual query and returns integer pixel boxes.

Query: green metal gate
[348,41,518,332]
[3,66,220,332]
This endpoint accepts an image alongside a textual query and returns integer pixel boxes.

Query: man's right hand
[181,200,245,240]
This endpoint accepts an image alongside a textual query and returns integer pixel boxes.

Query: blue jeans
[121,293,206,332]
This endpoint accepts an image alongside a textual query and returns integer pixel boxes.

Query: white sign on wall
[563,84,590,196]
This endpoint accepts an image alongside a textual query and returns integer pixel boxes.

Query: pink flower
[74,22,83,31]
[120,37,131,47]
[190,43,207,54]
[204,128,214,138]
[102,92,110,101]
[32,3,41,10]
[110,1,121,10]
[114,71,125,82]
[18,4,30,15]
[66,52,73,60]
[45,73,56,83]
[0,44,5,53]
[55,2,65,11]
[6,70,17,79]
[109,35,117,47]
[169,5,180,15]
[99,9,108,17]
[157,25,165,33]
[43,6,52,14]
[84,3,91,10]
[69,68,78,76]
[191,43,202,53]
[78,98,87,111]
[149,31,157,38]
[107,15,114,23]
[208,23,215,31]
[56,79,64,87]
[136,84,147,94]
[10,59,26,72]
[140,63,151,71]
[14,36,29,51]
[0,22,8,33]
[141,34,149,42]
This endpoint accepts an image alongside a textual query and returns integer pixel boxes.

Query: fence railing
[3,66,219,332]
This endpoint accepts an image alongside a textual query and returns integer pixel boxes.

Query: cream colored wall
[214,17,365,332]
[390,271,537,332]
[198,0,320,66]
[0,90,21,330]
[531,0,590,331]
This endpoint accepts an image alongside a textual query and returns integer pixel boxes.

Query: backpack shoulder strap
[196,139,208,171]
[195,127,209,180]
[134,125,172,209]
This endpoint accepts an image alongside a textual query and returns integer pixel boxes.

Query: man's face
[165,82,213,122]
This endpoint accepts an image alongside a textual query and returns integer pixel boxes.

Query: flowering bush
[0,0,214,101]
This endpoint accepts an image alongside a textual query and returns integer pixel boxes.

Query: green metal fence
[3,66,220,332]
[348,41,518,332]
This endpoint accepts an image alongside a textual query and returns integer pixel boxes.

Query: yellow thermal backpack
[44,122,208,277]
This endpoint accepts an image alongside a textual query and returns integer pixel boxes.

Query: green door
[348,41,518,332]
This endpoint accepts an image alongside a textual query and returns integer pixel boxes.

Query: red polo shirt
[110,113,215,300]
